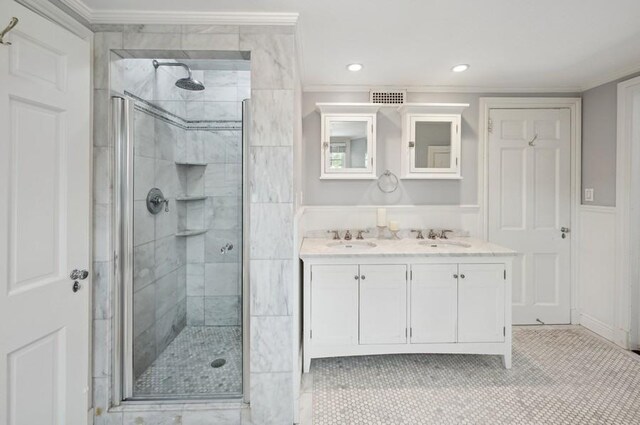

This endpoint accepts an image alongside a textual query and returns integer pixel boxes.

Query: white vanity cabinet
[309,265,359,346]
[410,264,458,343]
[457,264,506,343]
[359,265,408,345]
[302,255,513,372]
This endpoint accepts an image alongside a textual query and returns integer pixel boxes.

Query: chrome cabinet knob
[354,275,359,280]
[453,274,459,279]
[360,275,366,280]
[460,274,465,279]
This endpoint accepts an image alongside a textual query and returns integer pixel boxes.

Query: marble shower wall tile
[181,33,240,51]
[204,296,240,326]
[123,32,182,51]
[250,372,294,424]
[93,147,112,204]
[250,316,292,373]
[94,32,123,90]
[93,261,112,320]
[204,263,240,296]
[250,260,293,316]
[249,90,294,146]
[249,147,293,203]
[249,203,293,259]
[187,296,205,325]
[239,33,294,89]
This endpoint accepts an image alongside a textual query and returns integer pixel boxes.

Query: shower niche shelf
[176,195,208,202]
[176,229,208,237]
[175,161,208,167]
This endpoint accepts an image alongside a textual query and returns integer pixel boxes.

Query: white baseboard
[580,313,628,348]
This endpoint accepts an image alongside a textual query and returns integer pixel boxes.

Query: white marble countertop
[299,237,517,258]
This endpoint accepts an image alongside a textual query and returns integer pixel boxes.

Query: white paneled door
[488,108,571,324]
[0,2,91,425]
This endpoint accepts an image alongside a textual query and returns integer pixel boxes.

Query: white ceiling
[80,0,640,91]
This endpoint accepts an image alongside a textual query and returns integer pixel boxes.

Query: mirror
[328,120,369,170]
[414,121,452,168]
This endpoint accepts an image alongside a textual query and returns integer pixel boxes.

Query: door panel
[0,3,90,424]
[458,264,505,343]
[488,108,571,324]
[359,265,407,345]
[410,264,457,344]
[310,265,359,346]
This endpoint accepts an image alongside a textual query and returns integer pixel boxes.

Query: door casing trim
[478,97,582,325]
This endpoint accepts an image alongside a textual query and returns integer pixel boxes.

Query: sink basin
[326,241,377,250]
[419,240,472,248]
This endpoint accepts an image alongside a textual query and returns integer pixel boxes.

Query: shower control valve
[147,188,169,214]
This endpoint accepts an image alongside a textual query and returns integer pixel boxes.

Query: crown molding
[581,62,640,92]
[302,84,582,94]
[60,0,298,25]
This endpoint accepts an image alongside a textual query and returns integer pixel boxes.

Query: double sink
[326,239,472,250]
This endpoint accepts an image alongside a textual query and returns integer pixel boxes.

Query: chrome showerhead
[152,59,205,91]
[175,76,205,91]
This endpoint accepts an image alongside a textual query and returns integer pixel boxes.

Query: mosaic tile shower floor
[134,326,241,397]
[310,327,640,425]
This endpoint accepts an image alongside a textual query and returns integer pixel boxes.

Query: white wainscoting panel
[300,205,481,237]
[578,206,618,343]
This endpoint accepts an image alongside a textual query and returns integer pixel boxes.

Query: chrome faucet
[411,229,425,239]
[355,229,370,240]
[427,229,438,240]
[344,230,353,241]
[440,229,454,239]
[328,230,341,240]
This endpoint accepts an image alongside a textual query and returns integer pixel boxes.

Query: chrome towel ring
[377,169,399,193]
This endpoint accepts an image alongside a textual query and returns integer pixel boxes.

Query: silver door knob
[561,227,570,239]
[70,269,89,280]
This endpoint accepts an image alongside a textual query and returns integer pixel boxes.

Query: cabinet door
[410,264,458,343]
[409,115,460,176]
[458,264,505,343]
[311,265,359,346]
[359,265,407,344]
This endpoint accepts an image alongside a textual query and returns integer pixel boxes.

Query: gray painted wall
[581,72,640,206]
[302,91,578,206]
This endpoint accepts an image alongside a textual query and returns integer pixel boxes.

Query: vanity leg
[303,353,311,373]
[502,350,512,369]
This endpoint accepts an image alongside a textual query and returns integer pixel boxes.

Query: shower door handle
[220,243,234,254]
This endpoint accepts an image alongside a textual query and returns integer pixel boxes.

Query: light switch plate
[585,188,594,202]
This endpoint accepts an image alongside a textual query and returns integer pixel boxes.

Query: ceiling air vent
[369,89,407,105]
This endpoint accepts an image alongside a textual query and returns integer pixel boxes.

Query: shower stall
[111,57,249,400]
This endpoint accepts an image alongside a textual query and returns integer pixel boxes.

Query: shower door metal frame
[112,94,250,403]
[112,95,135,403]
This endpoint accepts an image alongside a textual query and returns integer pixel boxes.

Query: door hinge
[310,270,312,282]
[406,270,408,280]
[503,327,505,336]
[310,330,313,339]
[410,269,413,280]
[504,270,506,280]
[456,124,459,134]
[488,118,493,133]
[405,328,407,337]
[410,327,413,337]
[456,157,458,166]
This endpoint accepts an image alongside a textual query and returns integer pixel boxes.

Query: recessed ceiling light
[347,63,363,72]
[452,64,470,73]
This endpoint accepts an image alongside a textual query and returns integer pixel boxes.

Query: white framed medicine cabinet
[398,103,469,179]
[316,103,380,179]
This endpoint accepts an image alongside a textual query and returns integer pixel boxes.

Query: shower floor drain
[211,358,226,368]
